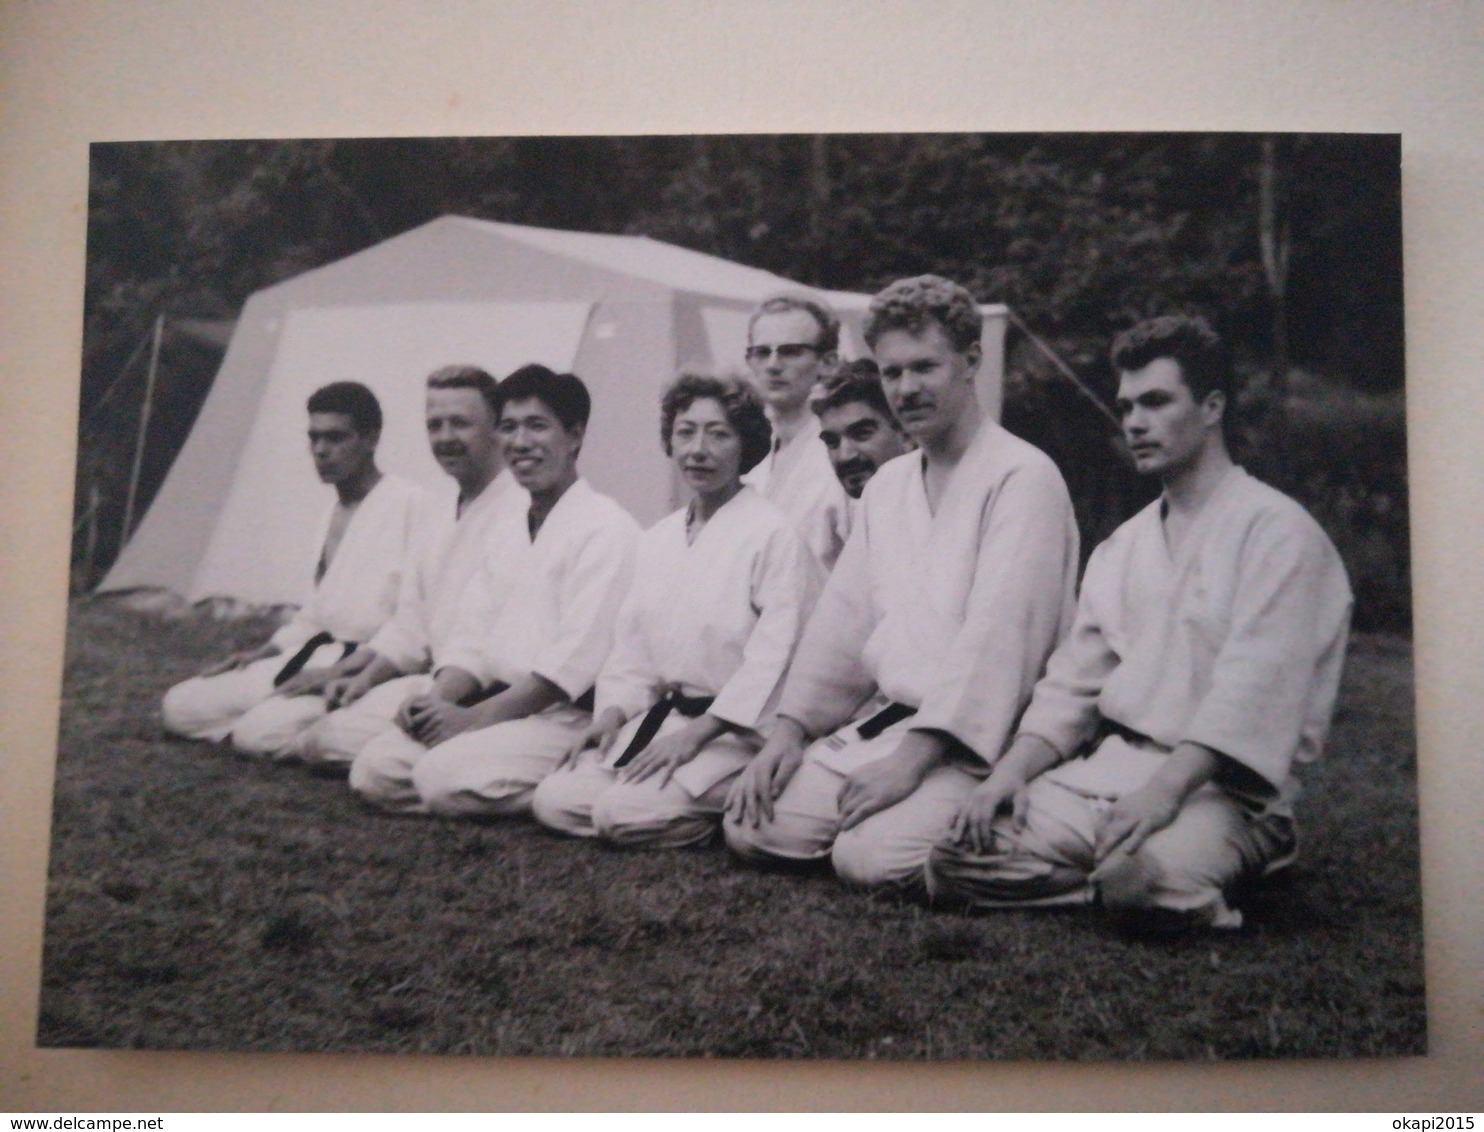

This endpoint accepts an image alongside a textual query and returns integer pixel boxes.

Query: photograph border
[40,131,1420,1064]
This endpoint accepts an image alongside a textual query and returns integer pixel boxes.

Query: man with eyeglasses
[741,294,853,571]
[726,276,1080,893]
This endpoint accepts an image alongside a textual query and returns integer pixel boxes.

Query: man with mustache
[235,365,523,765]
[927,316,1352,931]
[162,381,429,750]
[726,275,1080,891]
[742,294,853,570]
[812,358,911,500]
[350,364,639,817]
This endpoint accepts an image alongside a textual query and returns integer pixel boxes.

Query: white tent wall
[567,292,685,526]
[103,287,291,599]
[693,304,755,377]
[101,218,677,602]
[100,215,1008,605]
[192,300,593,605]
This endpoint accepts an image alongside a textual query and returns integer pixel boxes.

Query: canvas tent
[102,215,1007,606]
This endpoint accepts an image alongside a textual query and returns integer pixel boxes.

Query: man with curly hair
[926,315,1352,932]
[726,275,1080,891]
[741,294,853,571]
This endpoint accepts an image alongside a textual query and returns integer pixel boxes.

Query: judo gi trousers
[285,674,434,768]
[532,710,755,849]
[349,701,590,816]
[161,640,346,752]
[724,708,980,889]
[924,736,1298,930]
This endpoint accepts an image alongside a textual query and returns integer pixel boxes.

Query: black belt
[273,632,357,687]
[461,682,595,713]
[856,701,917,740]
[461,680,511,706]
[612,690,716,768]
[1097,718,1154,748]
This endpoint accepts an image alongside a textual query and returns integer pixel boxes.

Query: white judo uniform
[926,467,1353,927]
[726,422,1080,887]
[162,474,428,747]
[743,414,852,572]
[532,486,823,847]
[282,472,523,766]
[349,477,639,816]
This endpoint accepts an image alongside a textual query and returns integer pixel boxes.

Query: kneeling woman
[532,374,824,848]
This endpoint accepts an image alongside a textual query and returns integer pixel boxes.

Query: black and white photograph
[36,131,1424,1062]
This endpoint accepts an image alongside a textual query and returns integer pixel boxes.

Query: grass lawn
[36,600,1426,1059]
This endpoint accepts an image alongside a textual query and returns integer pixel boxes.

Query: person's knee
[347,752,383,799]
[1094,849,1233,932]
[1096,802,1255,932]
[830,830,890,887]
[831,827,927,890]
[161,679,211,736]
[409,755,459,812]
[1093,849,1162,915]
[530,771,595,836]
[590,789,646,842]
[348,743,413,805]
[528,774,563,826]
[594,789,709,849]
[424,784,531,819]
[735,803,836,862]
[228,719,278,758]
[290,716,335,765]
[923,840,973,903]
[722,815,774,862]
[413,753,531,818]
[300,712,379,767]
[231,699,322,758]
[925,837,1091,907]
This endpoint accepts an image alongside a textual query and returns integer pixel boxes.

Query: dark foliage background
[76,133,1408,628]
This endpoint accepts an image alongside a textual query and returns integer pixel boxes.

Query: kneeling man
[726,275,1080,888]
[742,294,853,571]
[927,315,1352,931]
[255,365,521,765]
[162,382,426,746]
[350,364,639,816]
[813,358,911,500]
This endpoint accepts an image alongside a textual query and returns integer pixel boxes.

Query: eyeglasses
[745,343,822,363]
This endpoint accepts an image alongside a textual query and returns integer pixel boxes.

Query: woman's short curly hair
[659,373,773,476]
[864,274,983,353]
